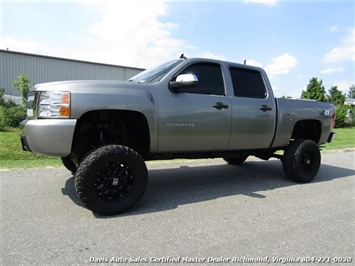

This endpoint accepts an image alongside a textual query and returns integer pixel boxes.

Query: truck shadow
[62,159,354,217]
[133,160,354,215]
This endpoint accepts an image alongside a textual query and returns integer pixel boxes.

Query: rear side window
[177,63,225,95]
[229,67,266,98]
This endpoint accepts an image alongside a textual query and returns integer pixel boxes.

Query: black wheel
[75,144,148,215]
[61,155,77,174]
[282,139,321,183]
[223,155,248,165]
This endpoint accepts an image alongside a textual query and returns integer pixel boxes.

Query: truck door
[227,66,276,149]
[158,62,232,152]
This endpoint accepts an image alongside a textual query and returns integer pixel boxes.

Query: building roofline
[0,49,145,71]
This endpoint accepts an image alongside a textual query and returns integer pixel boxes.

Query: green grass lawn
[322,126,355,151]
[0,131,62,169]
[0,127,354,169]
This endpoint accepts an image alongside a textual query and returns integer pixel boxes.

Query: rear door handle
[213,102,229,110]
[259,104,272,111]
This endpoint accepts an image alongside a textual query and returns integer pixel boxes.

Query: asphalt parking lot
[1,150,354,265]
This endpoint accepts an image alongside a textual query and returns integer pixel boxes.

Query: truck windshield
[128,59,183,84]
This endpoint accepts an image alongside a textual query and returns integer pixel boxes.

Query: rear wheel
[75,144,148,215]
[282,139,320,182]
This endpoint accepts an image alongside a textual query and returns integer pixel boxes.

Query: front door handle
[259,104,272,112]
[213,102,229,110]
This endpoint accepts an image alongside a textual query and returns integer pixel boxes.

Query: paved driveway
[1,151,354,265]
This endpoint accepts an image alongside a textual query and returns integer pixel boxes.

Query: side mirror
[169,74,198,92]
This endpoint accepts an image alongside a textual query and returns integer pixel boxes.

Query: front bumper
[20,119,77,157]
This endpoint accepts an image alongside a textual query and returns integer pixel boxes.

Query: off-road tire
[75,144,148,215]
[282,139,320,183]
[223,155,248,165]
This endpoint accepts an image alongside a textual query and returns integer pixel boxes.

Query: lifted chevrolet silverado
[20,56,336,215]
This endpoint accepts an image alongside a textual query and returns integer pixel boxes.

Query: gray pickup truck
[20,56,336,215]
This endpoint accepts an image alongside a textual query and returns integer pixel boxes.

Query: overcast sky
[1,0,354,98]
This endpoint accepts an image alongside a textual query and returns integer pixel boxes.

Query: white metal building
[0,49,144,96]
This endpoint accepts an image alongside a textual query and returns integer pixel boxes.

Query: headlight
[26,93,36,118]
[38,91,71,118]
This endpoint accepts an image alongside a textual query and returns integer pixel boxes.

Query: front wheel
[282,139,321,183]
[75,144,148,215]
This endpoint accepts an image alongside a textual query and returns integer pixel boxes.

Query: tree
[301,77,327,102]
[327,86,346,106]
[12,74,34,105]
[347,85,355,99]
[326,86,351,128]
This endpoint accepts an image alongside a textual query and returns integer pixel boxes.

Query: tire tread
[282,139,320,183]
[75,145,148,215]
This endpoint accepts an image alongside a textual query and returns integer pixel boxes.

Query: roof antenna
[244,60,246,65]
[180,53,187,59]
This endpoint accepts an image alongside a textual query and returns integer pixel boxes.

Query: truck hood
[33,80,151,93]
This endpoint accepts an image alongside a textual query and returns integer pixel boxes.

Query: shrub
[0,105,26,131]
[7,106,26,127]
[0,89,26,131]
[334,105,349,128]
[0,106,7,130]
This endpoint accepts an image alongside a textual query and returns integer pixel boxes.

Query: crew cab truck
[20,56,336,215]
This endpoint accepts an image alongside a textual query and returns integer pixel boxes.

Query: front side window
[229,67,266,98]
[176,63,225,95]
